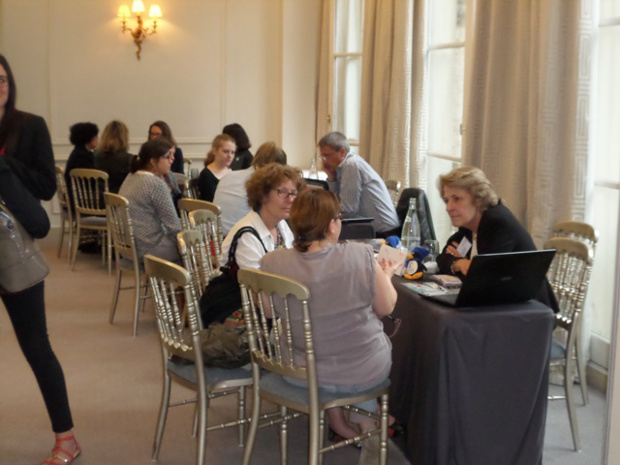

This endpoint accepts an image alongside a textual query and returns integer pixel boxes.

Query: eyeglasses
[320,150,339,160]
[274,188,298,199]
[161,152,174,160]
[334,213,342,220]
[0,76,8,87]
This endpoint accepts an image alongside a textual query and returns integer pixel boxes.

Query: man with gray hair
[319,131,399,236]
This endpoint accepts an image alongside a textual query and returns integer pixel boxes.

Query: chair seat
[259,372,390,411]
[79,215,108,227]
[167,357,253,386]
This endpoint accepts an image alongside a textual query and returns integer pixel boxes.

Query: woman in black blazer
[436,166,559,312]
[0,54,80,464]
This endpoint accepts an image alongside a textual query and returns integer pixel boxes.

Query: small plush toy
[403,247,430,280]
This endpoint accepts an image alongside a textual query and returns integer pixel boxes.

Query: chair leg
[565,359,581,451]
[379,393,389,465]
[318,411,325,465]
[71,221,81,270]
[132,271,142,337]
[575,335,589,405]
[241,393,262,465]
[67,220,74,263]
[238,386,247,447]
[196,384,208,465]
[57,218,65,258]
[280,405,289,465]
[107,228,113,275]
[109,268,122,326]
[152,371,172,460]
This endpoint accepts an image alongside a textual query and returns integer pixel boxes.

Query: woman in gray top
[119,138,182,264]
[260,189,397,442]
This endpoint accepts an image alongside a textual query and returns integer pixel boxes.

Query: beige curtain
[359,0,414,184]
[463,0,595,246]
[315,0,332,147]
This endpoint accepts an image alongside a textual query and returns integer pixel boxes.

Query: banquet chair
[545,237,594,452]
[143,255,253,465]
[178,198,224,246]
[184,158,192,177]
[174,172,189,196]
[189,209,223,263]
[105,193,149,337]
[186,177,202,200]
[55,166,74,262]
[384,179,401,207]
[551,220,598,405]
[69,168,112,274]
[238,268,390,465]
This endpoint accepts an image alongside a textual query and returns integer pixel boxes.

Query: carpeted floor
[0,230,607,465]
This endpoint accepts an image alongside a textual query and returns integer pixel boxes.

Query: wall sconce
[117,1,162,60]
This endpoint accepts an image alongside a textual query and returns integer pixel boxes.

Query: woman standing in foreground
[0,55,80,464]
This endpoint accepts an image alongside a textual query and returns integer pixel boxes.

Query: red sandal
[42,435,81,465]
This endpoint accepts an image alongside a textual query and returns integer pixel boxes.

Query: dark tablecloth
[387,277,554,465]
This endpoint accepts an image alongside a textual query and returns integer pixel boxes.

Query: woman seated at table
[118,138,182,264]
[148,120,184,174]
[436,166,558,311]
[198,134,236,202]
[94,120,134,193]
[220,163,303,270]
[260,189,398,442]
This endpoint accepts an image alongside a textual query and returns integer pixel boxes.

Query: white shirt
[212,167,254,235]
[219,210,294,270]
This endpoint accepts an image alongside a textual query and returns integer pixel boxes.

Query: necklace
[274,225,285,248]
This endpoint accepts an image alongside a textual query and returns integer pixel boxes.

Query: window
[331,0,364,150]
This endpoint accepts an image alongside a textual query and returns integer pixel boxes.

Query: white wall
[0,0,320,221]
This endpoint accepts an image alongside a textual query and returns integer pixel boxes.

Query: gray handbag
[0,201,50,294]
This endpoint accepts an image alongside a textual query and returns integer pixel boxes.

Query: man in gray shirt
[319,131,400,236]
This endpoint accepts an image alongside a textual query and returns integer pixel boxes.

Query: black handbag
[0,201,50,294]
[199,226,267,327]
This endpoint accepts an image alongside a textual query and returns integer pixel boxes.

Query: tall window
[589,0,620,367]
[331,0,364,150]
[425,0,468,245]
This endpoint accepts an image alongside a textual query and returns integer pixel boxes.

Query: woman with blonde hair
[436,165,558,311]
[198,134,236,202]
[94,120,134,193]
[260,189,397,445]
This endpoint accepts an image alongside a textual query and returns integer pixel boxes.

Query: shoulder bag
[199,226,267,327]
[0,201,50,294]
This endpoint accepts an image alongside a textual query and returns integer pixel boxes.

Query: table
[387,277,554,465]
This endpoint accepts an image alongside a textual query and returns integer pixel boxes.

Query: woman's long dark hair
[130,138,174,173]
[0,54,24,156]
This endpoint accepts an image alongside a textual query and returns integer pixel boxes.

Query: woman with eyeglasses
[220,163,304,270]
[260,189,398,449]
[119,138,182,264]
[147,120,184,174]
[0,54,81,464]
[198,134,236,202]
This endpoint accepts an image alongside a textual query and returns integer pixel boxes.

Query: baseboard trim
[587,361,608,393]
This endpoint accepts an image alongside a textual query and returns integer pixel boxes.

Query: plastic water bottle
[401,197,421,253]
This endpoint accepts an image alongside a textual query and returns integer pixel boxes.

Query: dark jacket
[437,201,559,312]
[94,149,134,194]
[230,149,253,171]
[0,111,54,238]
[65,145,95,209]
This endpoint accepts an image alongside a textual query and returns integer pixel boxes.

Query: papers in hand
[376,244,408,276]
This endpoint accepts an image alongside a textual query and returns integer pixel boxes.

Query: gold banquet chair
[69,168,112,273]
[545,237,594,452]
[55,166,74,262]
[239,268,390,465]
[144,255,253,465]
[105,193,149,337]
[178,198,224,246]
[189,209,223,266]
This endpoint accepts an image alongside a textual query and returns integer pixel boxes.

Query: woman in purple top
[260,189,398,443]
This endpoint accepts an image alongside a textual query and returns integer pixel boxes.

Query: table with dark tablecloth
[387,277,554,465]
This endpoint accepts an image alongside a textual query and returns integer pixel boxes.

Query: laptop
[423,249,556,308]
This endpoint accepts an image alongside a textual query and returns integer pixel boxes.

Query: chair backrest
[184,158,192,177]
[395,187,436,242]
[186,178,202,200]
[238,269,314,385]
[144,254,203,361]
[384,179,401,207]
[70,168,109,216]
[178,198,224,244]
[552,221,598,255]
[189,209,223,262]
[177,229,217,305]
[173,172,189,195]
[104,193,139,266]
[544,237,594,329]
[55,166,72,220]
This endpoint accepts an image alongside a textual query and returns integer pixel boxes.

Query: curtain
[463,0,595,246]
[359,0,414,185]
[315,0,332,149]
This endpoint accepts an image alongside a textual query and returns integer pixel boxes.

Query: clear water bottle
[401,197,421,253]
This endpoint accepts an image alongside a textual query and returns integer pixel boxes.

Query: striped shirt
[327,152,399,233]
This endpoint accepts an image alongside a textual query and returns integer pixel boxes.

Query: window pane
[600,0,620,21]
[426,157,461,247]
[334,56,362,140]
[591,186,620,342]
[335,0,364,53]
[595,26,620,183]
[427,48,465,158]
[429,0,466,46]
